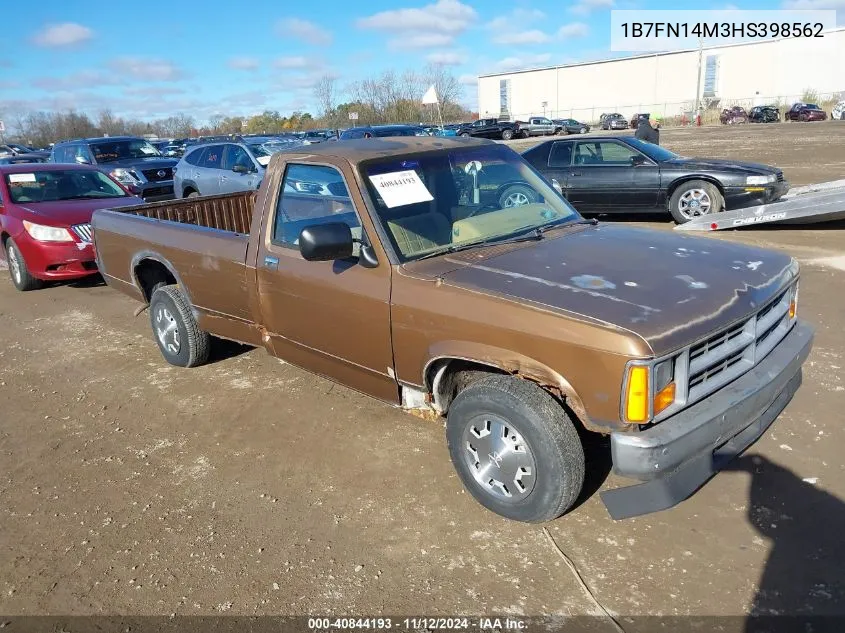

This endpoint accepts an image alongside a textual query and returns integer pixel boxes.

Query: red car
[1,164,144,291]
[785,102,828,122]
[720,106,748,124]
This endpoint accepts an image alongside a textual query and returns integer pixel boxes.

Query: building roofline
[478,26,845,79]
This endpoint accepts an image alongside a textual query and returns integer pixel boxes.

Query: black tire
[840,112,845,121]
[460,132,470,138]
[149,284,210,367]
[5,238,42,291]
[521,129,530,139]
[501,129,514,141]
[668,179,722,224]
[498,184,538,208]
[579,127,588,134]
[446,375,585,523]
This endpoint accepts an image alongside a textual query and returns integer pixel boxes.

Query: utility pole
[693,38,703,115]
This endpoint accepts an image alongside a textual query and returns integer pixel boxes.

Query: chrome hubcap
[462,415,536,502]
[155,307,180,355]
[678,188,712,218]
[8,246,21,284]
[504,192,530,207]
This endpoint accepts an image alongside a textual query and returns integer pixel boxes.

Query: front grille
[71,223,92,243]
[685,285,794,404]
[142,167,173,182]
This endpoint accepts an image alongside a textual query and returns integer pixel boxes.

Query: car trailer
[675,179,845,232]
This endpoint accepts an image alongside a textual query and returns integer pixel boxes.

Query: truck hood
[14,196,145,227]
[432,224,797,356]
[663,157,779,175]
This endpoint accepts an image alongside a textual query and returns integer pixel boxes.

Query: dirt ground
[1,122,844,625]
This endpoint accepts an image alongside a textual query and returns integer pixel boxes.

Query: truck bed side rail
[115,191,256,234]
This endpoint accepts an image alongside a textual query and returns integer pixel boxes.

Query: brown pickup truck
[92,137,814,522]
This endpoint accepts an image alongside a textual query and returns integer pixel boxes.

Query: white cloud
[32,70,121,90]
[32,22,93,47]
[485,8,546,30]
[493,53,552,72]
[273,56,312,69]
[109,57,185,82]
[458,74,478,86]
[276,18,333,45]
[492,30,551,45]
[569,0,614,16]
[228,56,260,71]
[388,33,454,49]
[426,51,464,65]
[357,0,477,48]
[557,22,590,38]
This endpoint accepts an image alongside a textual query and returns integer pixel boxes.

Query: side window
[55,145,73,163]
[202,145,223,169]
[185,147,204,166]
[272,163,361,251]
[573,141,639,166]
[76,145,93,164]
[221,145,253,171]
[549,142,573,168]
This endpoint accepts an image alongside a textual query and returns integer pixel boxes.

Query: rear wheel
[446,375,585,523]
[149,284,210,367]
[5,238,42,291]
[501,129,514,141]
[669,180,722,224]
[579,127,588,134]
[186,189,200,198]
[460,132,470,138]
[499,184,538,208]
[800,113,808,122]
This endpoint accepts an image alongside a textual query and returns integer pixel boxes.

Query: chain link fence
[501,90,845,127]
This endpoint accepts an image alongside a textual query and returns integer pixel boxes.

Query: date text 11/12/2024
[307,617,528,630]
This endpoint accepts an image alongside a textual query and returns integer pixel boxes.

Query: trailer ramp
[675,179,845,231]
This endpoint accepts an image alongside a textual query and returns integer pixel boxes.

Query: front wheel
[446,375,585,523]
[5,238,42,291]
[669,180,722,224]
[499,184,538,208]
[460,132,470,138]
[149,284,210,367]
[501,129,514,141]
[579,127,588,134]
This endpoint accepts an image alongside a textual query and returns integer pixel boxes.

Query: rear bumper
[601,320,814,520]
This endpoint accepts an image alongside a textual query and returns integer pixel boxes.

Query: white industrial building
[477,27,845,123]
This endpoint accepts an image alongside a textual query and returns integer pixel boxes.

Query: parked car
[553,118,590,134]
[748,106,780,123]
[301,129,337,143]
[339,125,428,140]
[50,136,178,202]
[720,106,749,124]
[0,164,144,290]
[0,143,37,157]
[831,101,845,121]
[91,136,812,523]
[785,103,827,122]
[174,136,291,198]
[522,135,789,224]
[630,113,649,129]
[516,117,557,137]
[0,153,49,165]
[455,118,522,141]
[425,126,458,137]
[600,113,628,130]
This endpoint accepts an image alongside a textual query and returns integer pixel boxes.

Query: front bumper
[14,232,98,280]
[601,320,814,520]
[128,180,175,202]
[726,180,790,208]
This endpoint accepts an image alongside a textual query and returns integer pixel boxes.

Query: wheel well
[426,359,508,414]
[134,259,177,302]
[182,185,197,196]
[0,232,8,248]
[666,176,725,202]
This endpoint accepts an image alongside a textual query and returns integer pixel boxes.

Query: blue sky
[0,0,840,125]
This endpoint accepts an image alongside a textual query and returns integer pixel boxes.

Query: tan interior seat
[387,212,452,257]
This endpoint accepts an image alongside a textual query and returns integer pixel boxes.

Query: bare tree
[313,75,337,122]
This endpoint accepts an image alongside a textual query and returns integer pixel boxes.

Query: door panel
[545,141,573,197]
[196,144,223,195]
[255,162,397,402]
[220,145,259,194]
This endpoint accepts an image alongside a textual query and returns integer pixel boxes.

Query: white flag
[421,85,439,105]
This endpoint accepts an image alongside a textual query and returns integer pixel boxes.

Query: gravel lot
[1,122,844,624]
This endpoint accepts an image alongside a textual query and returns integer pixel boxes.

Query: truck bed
[115,190,255,234]
[92,191,259,342]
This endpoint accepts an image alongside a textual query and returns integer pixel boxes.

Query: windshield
[90,139,161,162]
[374,127,420,137]
[805,104,820,110]
[5,169,129,203]
[624,137,680,161]
[360,144,580,262]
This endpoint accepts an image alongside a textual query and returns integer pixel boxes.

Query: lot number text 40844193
[307,616,528,630]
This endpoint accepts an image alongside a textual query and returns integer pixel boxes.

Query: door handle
[263,255,279,270]
[570,171,582,176]
[220,175,228,182]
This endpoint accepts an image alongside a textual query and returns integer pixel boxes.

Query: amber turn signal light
[789,300,796,319]
[625,365,649,423]
[654,382,676,416]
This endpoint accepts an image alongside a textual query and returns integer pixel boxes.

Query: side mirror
[75,155,91,165]
[630,155,646,166]
[551,178,563,195]
[298,222,354,261]
[232,164,250,174]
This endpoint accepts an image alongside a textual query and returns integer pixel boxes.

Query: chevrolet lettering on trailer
[92,137,814,522]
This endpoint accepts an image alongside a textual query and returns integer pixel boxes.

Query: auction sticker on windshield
[8,173,36,183]
[368,170,433,208]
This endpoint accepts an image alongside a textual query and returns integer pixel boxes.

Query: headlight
[110,168,140,185]
[746,174,775,185]
[22,220,74,242]
[623,357,678,423]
